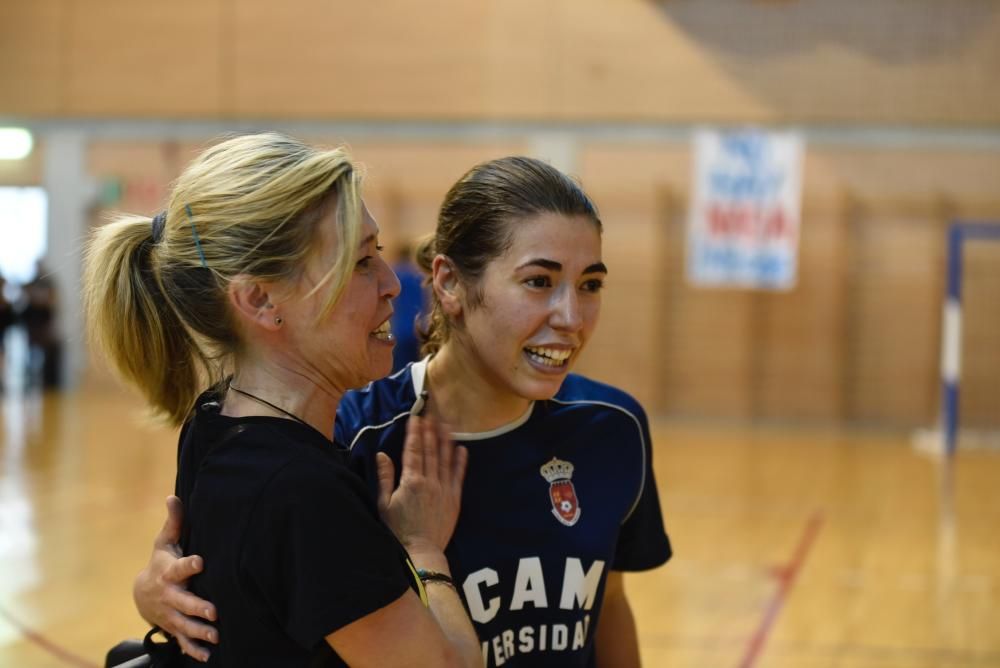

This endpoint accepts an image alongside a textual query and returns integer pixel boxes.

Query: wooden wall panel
[229,1,490,119]
[3,0,999,122]
[347,142,530,199]
[555,1,770,121]
[65,1,226,116]
[658,0,1000,124]
[346,141,530,255]
[754,207,849,421]
[230,1,560,121]
[664,287,756,419]
[0,1,64,114]
[961,240,1000,429]
[574,203,666,410]
[846,212,943,425]
[812,150,1000,203]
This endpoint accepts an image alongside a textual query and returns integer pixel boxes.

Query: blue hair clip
[184,204,208,268]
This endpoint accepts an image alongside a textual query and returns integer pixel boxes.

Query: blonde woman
[86,133,481,667]
[134,156,671,668]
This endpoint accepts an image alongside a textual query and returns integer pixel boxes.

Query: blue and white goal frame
[940,221,1000,456]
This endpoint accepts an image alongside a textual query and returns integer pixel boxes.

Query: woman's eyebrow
[516,258,562,272]
[515,259,608,275]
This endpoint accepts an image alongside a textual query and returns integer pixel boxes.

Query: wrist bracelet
[416,568,456,590]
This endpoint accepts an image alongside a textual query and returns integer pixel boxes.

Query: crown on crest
[540,457,574,483]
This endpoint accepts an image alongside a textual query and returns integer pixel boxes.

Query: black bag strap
[139,626,180,667]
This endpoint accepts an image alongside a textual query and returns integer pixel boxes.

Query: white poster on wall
[687,129,804,290]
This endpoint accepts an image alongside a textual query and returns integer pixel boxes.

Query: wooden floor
[2,381,1000,667]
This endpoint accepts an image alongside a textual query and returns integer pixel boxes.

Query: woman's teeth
[524,346,571,367]
[371,320,393,341]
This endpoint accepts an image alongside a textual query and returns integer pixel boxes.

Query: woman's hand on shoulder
[133,496,219,662]
[375,415,468,557]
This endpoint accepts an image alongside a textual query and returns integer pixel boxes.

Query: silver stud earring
[274,316,283,326]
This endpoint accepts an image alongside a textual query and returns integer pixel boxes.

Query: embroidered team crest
[540,457,581,526]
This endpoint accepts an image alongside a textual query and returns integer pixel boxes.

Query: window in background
[0,187,47,286]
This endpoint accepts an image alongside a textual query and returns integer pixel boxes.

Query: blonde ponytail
[83,215,213,424]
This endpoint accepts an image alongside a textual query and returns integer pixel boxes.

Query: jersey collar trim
[411,356,430,411]
[409,356,535,441]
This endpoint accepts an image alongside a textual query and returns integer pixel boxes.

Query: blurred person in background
[390,242,428,372]
[22,261,60,388]
[0,271,13,390]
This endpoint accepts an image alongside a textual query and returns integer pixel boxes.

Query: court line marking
[737,511,825,668]
[638,632,1000,663]
[0,602,97,667]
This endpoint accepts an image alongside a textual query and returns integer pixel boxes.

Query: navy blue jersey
[336,359,671,668]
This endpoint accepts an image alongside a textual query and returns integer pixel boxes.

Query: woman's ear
[228,275,283,331]
[431,255,464,319]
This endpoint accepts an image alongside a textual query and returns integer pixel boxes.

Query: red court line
[737,511,824,668]
[0,603,97,668]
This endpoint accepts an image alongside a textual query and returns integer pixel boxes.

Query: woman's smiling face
[453,212,605,401]
[282,204,401,392]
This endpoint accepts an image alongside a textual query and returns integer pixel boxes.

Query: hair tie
[151,211,166,243]
[184,204,209,269]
